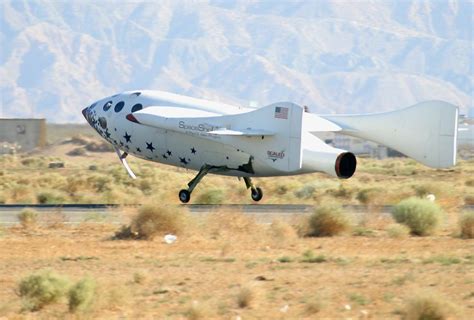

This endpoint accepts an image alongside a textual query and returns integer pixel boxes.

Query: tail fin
[321,101,458,168]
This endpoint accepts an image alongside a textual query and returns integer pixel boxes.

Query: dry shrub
[237,285,256,308]
[133,272,147,284]
[115,204,188,240]
[304,298,323,315]
[67,147,87,156]
[268,218,297,242]
[37,190,66,204]
[185,301,209,320]
[305,203,352,237]
[356,188,382,205]
[18,270,70,311]
[464,195,474,205]
[459,211,474,239]
[402,292,457,320]
[18,208,38,228]
[68,277,96,312]
[195,188,225,204]
[386,223,410,238]
[392,198,443,236]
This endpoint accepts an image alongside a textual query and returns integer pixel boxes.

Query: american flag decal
[274,106,288,119]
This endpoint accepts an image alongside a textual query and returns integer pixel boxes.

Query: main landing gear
[178,165,263,203]
[243,176,263,202]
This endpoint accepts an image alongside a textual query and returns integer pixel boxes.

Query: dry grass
[1,147,472,207]
[0,219,471,318]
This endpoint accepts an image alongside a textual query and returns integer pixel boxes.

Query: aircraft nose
[82,107,88,121]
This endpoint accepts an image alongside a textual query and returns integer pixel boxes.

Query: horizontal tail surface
[321,101,458,168]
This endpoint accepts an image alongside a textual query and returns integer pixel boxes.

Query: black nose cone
[82,107,88,121]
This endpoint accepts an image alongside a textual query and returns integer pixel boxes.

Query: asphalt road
[1,204,471,225]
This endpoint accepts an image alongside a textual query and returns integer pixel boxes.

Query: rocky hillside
[1,0,472,122]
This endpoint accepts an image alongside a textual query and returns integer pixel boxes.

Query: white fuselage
[83,90,352,178]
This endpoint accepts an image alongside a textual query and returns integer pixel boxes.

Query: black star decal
[166,150,172,156]
[136,147,142,153]
[179,157,188,165]
[114,128,117,131]
[146,142,155,152]
[105,129,111,139]
[162,154,168,159]
[226,156,229,160]
[113,139,118,144]
[191,147,196,154]
[125,145,130,150]
[123,132,132,143]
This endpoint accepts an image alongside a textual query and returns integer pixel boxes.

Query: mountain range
[1,0,472,122]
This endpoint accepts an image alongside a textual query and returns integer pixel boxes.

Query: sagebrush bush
[392,198,443,236]
[386,223,410,238]
[68,277,96,312]
[18,208,38,228]
[305,204,351,237]
[18,270,70,311]
[195,188,225,204]
[37,191,66,204]
[459,211,474,239]
[356,188,381,205]
[402,292,456,320]
[237,286,255,308]
[132,204,188,240]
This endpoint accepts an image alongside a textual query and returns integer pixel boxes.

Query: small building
[0,119,47,154]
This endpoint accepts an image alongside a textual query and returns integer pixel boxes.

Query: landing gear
[179,189,191,203]
[178,165,213,203]
[177,161,262,203]
[251,187,263,202]
[244,177,263,202]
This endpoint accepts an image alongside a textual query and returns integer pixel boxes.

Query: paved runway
[1,204,471,225]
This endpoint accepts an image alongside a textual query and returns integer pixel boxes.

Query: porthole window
[103,101,112,111]
[99,117,107,129]
[131,103,143,113]
[114,101,125,112]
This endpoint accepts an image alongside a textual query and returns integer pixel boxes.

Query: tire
[251,187,263,202]
[179,189,191,203]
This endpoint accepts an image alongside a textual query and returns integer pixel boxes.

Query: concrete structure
[0,119,46,154]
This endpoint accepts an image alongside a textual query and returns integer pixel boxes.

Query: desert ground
[0,127,473,319]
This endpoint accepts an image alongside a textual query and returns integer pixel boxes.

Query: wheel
[179,189,191,203]
[250,187,263,202]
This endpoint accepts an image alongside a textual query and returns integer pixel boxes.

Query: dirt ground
[0,215,472,319]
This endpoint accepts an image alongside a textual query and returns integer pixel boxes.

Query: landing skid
[114,147,137,179]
